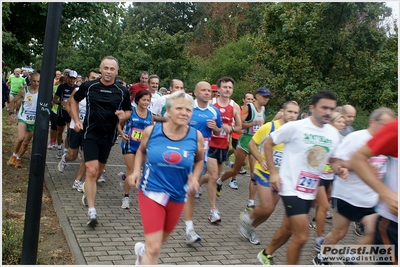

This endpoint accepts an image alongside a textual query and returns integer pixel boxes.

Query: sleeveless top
[121,108,152,152]
[18,87,38,125]
[139,123,198,203]
[242,102,265,135]
[209,98,234,149]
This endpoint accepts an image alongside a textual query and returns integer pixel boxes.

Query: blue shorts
[254,169,270,187]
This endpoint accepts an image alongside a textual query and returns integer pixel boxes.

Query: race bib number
[24,110,36,122]
[273,151,283,168]
[203,138,210,154]
[369,157,387,179]
[212,128,227,138]
[295,171,320,194]
[130,128,143,141]
[252,125,261,133]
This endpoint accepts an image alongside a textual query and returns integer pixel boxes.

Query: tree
[252,2,397,112]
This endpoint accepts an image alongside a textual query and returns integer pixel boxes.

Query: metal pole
[20,2,62,264]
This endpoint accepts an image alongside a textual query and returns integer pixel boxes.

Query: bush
[2,219,23,265]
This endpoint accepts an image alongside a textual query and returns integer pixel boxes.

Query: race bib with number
[212,128,227,138]
[143,190,170,206]
[130,128,144,141]
[368,157,388,179]
[273,151,283,169]
[295,171,320,194]
[203,137,210,154]
[252,125,261,133]
[24,110,36,122]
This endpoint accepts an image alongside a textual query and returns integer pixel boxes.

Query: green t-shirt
[8,76,27,95]
[52,85,59,113]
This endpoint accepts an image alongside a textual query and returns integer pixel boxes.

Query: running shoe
[257,250,275,265]
[186,229,201,244]
[229,180,238,190]
[57,153,67,172]
[121,197,130,209]
[47,142,53,149]
[7,155,16,166]
[239,167,247,174]
[239,211,252,239]
[313,253,332,265]
[194,187,202,199]
[353,222,365,236]
[216,183,222,197]
[72,180,83,192]
[56,148,63,159]
[315,237,324,252]
[246,204,255,212]
[249,229,260,245]
[134,242,145,265]
[118,172,126,188]
[208,208,221,223]
[309,218,317,230]
[98,173,106,183]
[87,210,98,228]
[14,158,21,168]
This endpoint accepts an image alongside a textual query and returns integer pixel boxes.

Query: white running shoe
[121,197,130,209]
[134,242,145,265]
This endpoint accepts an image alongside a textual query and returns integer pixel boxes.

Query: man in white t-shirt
[145,74,162,111]
[313,107,396,265]
[151,79,184,122]
[257,90,345,265]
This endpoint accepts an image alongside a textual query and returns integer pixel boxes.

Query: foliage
[2,219,23,265]
[252,2,398,113]
[115,29,194,86]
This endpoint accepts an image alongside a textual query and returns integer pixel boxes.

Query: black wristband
[9,111,14,115]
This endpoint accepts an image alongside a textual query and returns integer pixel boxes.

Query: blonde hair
[331,112,345,123]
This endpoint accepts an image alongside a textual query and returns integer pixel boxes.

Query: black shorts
[231,138,239,150]
[50,111,57,130]
[82,138,112,164]
[332,197,376,222]
[56,110,71,126]
[374,216,398,265]
[208,146,229,165]
[122,147,137,155]
[68,128,82,149]
[319,179,333,193]
[281,195,313,217]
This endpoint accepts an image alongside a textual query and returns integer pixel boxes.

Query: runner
[257,90,344,265]
[240,100,300,245]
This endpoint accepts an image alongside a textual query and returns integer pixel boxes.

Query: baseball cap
[256,87,271,97]
[211,84,218,92]
[63,68,71,74]
[68,70,78,78]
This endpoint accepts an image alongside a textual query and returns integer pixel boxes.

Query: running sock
[185,220,194,234]
[16,157,21,160]
[58,145,62,150]
[124,194,129,198]
[262,249,269,256]
[13,152,18,157]
[248,199,255,206]
[88,207,96,214]
[216,178,222,185]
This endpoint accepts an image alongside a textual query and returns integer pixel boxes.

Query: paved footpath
[45,140,359,265]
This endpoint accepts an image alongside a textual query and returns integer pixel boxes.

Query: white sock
[58,145,62,150]
[88,207,96,214]
[216,178,222,185]
[185,220,194,234]
[248,199,255,206]
[13,152,18,157]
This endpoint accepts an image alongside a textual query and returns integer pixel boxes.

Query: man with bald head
[340,104,357,136]
[184,81,222,244]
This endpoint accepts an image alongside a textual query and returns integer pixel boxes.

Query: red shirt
[210,98,235,149]
[367,119,398,157]
[129,83,149,101]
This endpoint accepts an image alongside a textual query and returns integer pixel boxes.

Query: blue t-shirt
[139,123,198,203]
[121,107,152,152]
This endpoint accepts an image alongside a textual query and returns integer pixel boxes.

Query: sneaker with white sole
[72,180,83,192]
[239,167,247,174]
[57,153,67,172]
[97,173,106,183]
[239,211,252,239]
[134,242,145,265]
[121,197,130,209]
[87,210,98,228]
[208,208,221,223]
[257,250,275,265]
[249,228,260,245]
[194,187,202,199]
[229,180,238,189]
[118,172,126,188]
[56,148,63,159]
[186,229,201,244]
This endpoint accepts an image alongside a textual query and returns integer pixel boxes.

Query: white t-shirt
[331,129,386,208]
[151,95,168,117]
[271,117,340,200]
[70,89,86,129]
[148,91,162,111]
